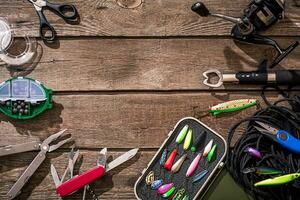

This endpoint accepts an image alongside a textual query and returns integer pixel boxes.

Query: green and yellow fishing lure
[255,173,300,187]
[209,99,257,116]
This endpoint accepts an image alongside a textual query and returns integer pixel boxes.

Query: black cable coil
[227,86,300,200]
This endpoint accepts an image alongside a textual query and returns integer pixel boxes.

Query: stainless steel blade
[7,151,46,199]
[98,148,107,167]
[106,148,138,172]
[253,126,273,136]
[51,164,61,188]
[256,121,278,135]
[0,141,40,157]
[42,129,67,147]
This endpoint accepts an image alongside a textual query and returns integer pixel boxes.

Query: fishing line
[226,86,300,200]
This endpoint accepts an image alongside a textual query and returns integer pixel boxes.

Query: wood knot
[116,0,143,9]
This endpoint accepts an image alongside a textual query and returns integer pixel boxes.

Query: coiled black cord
[226,87,300,200]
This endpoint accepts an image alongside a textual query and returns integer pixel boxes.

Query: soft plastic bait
[183,130,193,150]
[176,125,189,144]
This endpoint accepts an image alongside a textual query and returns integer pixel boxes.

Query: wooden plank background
[0,0,299,199]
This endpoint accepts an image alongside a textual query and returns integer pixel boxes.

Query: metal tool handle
[36,9,56,41]
[7,152,46,199]
[276,130,300,154]
[235,71,268,84]
[275,70,300,85]
[56,165,105,197]
[46,2,78,21]
[0,141,40,157]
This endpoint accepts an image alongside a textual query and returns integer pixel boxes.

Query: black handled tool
[28,0,78,41]
[203,69,300,88]
[203,61,300,88]
[191,1,299,68]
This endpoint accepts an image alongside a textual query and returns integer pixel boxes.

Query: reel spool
[0,18,37,67]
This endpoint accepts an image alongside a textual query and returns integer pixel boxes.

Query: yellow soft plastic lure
[209,99,257,116]
[254,173,300,187]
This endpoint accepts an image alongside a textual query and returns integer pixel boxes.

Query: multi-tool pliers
[0,129,72,199]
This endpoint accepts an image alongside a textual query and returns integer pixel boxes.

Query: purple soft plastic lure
[245,147,262,159]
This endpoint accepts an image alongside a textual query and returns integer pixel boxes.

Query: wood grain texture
[0,38,299,91]
[0,0,299,37]
[0,92,281,149]
[0,150,154,199]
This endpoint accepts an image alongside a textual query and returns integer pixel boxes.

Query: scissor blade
[7,151,46,199]
[106,148,138,172]
[255,121,278,135]
[51,164,61,188]
[253,126,274,136]
[0,141,40,157]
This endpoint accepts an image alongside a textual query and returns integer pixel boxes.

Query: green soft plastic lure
[243,167,283,175]
[176,125,189,144]
[207,144,217,162]
[209,99,257,116]
[162,187,176,198]
[0,77,53,119]
[254,173,300,187]
[183,129,193,150]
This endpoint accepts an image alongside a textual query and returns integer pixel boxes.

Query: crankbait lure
[191,131,206,152]
[203,139,213,157]
[183,129,193,150]
[254,173,300,187]
[145,171,155,185]
[157,183,174,194]
[208,99,257,116]
[193,169,208,183]
[151,179,163,190]
[207,144,217,162]
[162,187,176,198]
[176,125,189,144]
[245,147,262,159]
[173,188,185,200]
[242,167,283,175]
[164,149,177,170]
[186,153,202,177]
[160,149,168,166]
[0,77,53,119]
[171,154,187,173]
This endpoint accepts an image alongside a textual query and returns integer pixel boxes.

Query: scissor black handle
[36,10,56,41]
[46,2,78,21]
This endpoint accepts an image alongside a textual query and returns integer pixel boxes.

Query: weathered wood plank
[0,92,282,149]
[0,38,299,91]
[1,0,299,37]
[0,150,154,200]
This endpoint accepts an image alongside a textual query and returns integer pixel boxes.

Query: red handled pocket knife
[54,148,138,197]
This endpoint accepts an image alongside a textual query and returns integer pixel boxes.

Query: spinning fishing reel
[191,0,299,68]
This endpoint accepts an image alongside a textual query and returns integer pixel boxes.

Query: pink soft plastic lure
[157,183,174,194]
[186,153,202,177]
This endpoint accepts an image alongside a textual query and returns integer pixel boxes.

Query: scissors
[28,0,78,41]
[254,121,300,154]
[0,129,72,199]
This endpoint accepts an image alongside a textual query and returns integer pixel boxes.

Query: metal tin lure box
[134,117,227,200]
